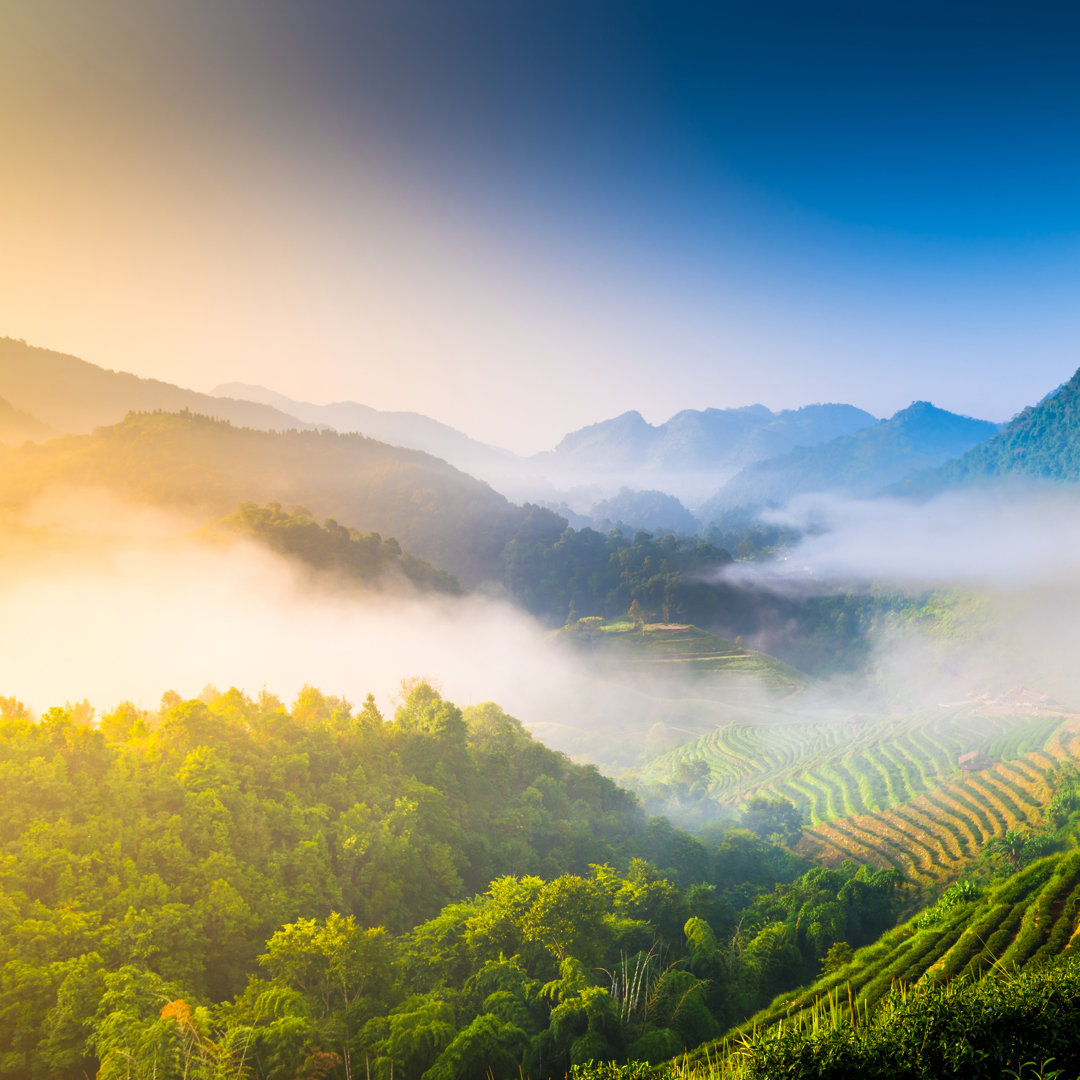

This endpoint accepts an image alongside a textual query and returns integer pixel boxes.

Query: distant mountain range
[701,401,1000,518]
[13,334,1080,538]
[212,382,514,475]
[547,403,878,471]
[534,403,879,505]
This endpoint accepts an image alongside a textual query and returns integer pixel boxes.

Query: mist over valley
[5,4,1080,1074]
[4,330,1080,1080]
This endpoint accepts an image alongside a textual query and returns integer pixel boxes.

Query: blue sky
[2,0,1079,450]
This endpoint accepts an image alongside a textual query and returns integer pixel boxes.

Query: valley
[3,340,1080,1080]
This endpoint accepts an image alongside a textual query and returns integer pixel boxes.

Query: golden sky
[3,1,1079,451]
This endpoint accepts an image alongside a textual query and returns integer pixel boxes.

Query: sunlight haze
[3,2,1080,450]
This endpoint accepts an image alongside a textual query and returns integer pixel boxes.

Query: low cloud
[715,486,1080,709]
[0,490,667,766]
[732,487,1080,590]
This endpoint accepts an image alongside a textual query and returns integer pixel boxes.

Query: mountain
[0,337,311,435]
[900,366,1080,494]
[548,403,877,472]
[589,487,699,534]
[701,401,999,517]
[213,381,516,475]
[0,395,54,444]
[535,403,878,506]
[0,410,521,583]
[549,408,660,467]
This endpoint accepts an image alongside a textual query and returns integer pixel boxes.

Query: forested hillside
[0,683,914,1080]
[0,411,520,584]
[901,364,1080,493]
[210,502,463,594]
[0,418,777,635]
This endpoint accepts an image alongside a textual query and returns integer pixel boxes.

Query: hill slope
[636,688,1080,875]
[0,337,310,435]
[702,401,999,516]
[588,487,699,533]
[556,619,805,697]
[901,365,1080,494]
[0,410,521,583]
[0,395,54,444]
[213,380,515,474]
[754,847,1080,1028]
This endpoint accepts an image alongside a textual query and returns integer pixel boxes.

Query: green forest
[0,684,917,1080]
[8,681,1080,1080]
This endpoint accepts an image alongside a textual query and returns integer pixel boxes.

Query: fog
[721,486,1080,709]
[743,487,1080,590]
[0,490,688,767]
[6,483,1080,810]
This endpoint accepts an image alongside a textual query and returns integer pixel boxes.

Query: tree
[739,795,803,845]
[820,940,854,975]
[986,829,1031,869]
[259,914,393,1078]
[422,1012,530,1080]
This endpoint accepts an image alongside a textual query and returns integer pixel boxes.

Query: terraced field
[798,722,1080,884]
[638,688,1080,882]
[557,620,807,695]
[763,849,1080,1023]
[676,848,1080,1072]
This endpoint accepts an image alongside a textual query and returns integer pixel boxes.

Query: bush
[736,956,1080,1080]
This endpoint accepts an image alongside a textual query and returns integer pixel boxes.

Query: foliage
[732,956,1080,1080]
[904,365,1080,493]
[738,796,802,846]
[219,502,462,593]
[918,879,981,928]
[0,683,854,1079]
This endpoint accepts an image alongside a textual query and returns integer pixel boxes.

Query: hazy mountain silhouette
[534,403,878,507]
[213,381,515,475]
[703,401,999,516]
[0,395,54,445]
[0,411,521,583]
[0,338,311,436]
[588,487,699,534]
[546,403,877,472]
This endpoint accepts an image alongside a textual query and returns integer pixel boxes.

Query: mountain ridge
[0,410,520,584]
[899,365,1080,494]
[544,402,878,475]
[702,400,999,516]
[0,337,312,437]
[213,380,515,472]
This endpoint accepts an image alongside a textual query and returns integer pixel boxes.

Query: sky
[2,1,1080,453]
